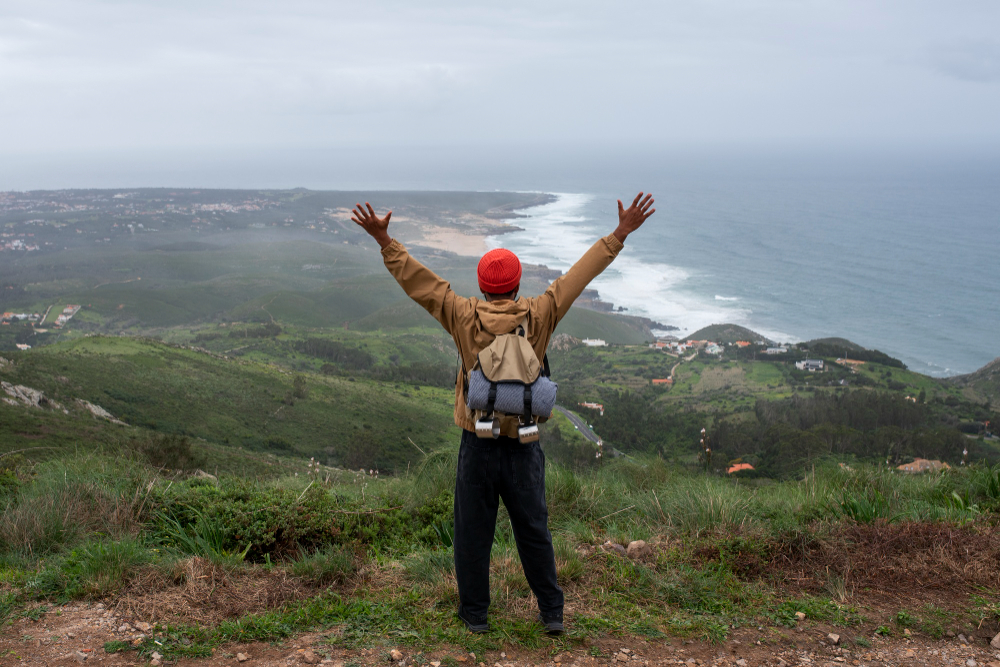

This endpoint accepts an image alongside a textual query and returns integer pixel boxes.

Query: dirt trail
[4,602,1000,667]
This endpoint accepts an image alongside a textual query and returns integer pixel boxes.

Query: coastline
[406,193,552,257]
[406,192,677,331]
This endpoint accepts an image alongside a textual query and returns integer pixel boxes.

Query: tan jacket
[381,233,625,437]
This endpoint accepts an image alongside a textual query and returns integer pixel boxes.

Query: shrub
[151,477,447,560]
[404,548,454,584]
[24,538,151,601]
[229,323,282,339]
[835,490,898,524]
[297,338,373,369]
[0,455,154,557]
[159,509,251,565]
[288,545,358,586]
[126,433,206,471]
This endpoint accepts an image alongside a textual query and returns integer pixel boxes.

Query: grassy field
[1,447,998,660]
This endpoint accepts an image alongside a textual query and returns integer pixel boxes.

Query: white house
[796,359,824,371]
[582,338,607,347]
[765,347,788,354]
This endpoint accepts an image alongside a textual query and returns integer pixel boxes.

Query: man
[351,192,655,634]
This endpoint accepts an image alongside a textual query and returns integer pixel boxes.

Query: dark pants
[454,429,564,624]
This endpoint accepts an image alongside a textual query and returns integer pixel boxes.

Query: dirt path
[4,602,999,667]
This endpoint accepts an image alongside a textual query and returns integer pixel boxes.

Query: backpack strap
[522,383,533,422]
[514,316,528,337]
[487,380,497,417]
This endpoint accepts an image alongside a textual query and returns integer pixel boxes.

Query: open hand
[350,202,393,249]
[613,192,655,244]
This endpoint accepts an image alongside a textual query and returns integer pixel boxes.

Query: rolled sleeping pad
[466,369,557,418]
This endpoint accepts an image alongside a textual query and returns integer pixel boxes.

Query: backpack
[465,318,558,443]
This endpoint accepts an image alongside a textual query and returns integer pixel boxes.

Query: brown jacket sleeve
[530,233,625,332]
[380,239,470,334]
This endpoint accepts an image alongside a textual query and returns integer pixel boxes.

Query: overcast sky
[2,0,1000,182]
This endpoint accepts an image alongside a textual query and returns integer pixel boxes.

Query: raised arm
[351,202,467,333]
[537,192,655,326]
[613,192,655,245]
[351,202,394,249]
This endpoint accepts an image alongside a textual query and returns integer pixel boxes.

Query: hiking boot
[457,611,490,634]
[538,613,564,635]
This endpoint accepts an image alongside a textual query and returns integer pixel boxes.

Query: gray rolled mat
[466,370,558,418]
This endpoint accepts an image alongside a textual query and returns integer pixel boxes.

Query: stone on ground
[602,540,626,555]
[626,540,651,559]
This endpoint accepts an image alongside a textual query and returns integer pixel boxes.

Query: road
[669,352,698,380]
[553,405,601,444]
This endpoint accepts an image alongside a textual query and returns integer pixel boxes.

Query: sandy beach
[325,204,525,258]
[416,225,490,256]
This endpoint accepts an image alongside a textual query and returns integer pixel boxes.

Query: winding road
[553,405,601,444]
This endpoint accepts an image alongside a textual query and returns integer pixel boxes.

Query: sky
[2,0,1000,188]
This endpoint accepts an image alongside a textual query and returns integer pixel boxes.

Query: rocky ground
[3,602,1000,667]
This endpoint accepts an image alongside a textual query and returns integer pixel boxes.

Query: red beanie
[477,248,522,294]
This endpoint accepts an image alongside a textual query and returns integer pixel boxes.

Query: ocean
[479,150,1000,378]
[5,145,998,376]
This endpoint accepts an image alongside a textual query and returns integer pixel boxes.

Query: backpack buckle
[475,416,501,439]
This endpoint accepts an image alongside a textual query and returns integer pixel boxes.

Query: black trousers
[453,429,564,624]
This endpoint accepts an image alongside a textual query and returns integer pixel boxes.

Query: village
[0,234,42,252]
[1,304,81,349]
[0,189,359,257]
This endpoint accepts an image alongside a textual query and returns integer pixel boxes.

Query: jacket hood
[476,297,530,336]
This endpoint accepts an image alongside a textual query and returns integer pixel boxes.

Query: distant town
[0,189,367,256]
[1,304,81,348]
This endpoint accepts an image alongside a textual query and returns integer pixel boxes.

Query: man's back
[379,233,626,437]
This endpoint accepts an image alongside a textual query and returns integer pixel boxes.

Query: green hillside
[1,336,458,471]
[687,323,771,344]
[951,356,1000,409]
[803,336,868,351]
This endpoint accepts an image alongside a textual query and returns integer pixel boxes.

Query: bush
[297,339,373,369]
[159,509,251,565]
[24,538,152,601]
[127,433,206,471]
[229,323,282,339]
[404,548,454,584]
[288,545,358,585]
[0,455,154,557]
[151,477,451,560]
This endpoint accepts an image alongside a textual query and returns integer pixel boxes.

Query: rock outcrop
[2,381,62,410]
[75,399,128,426]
